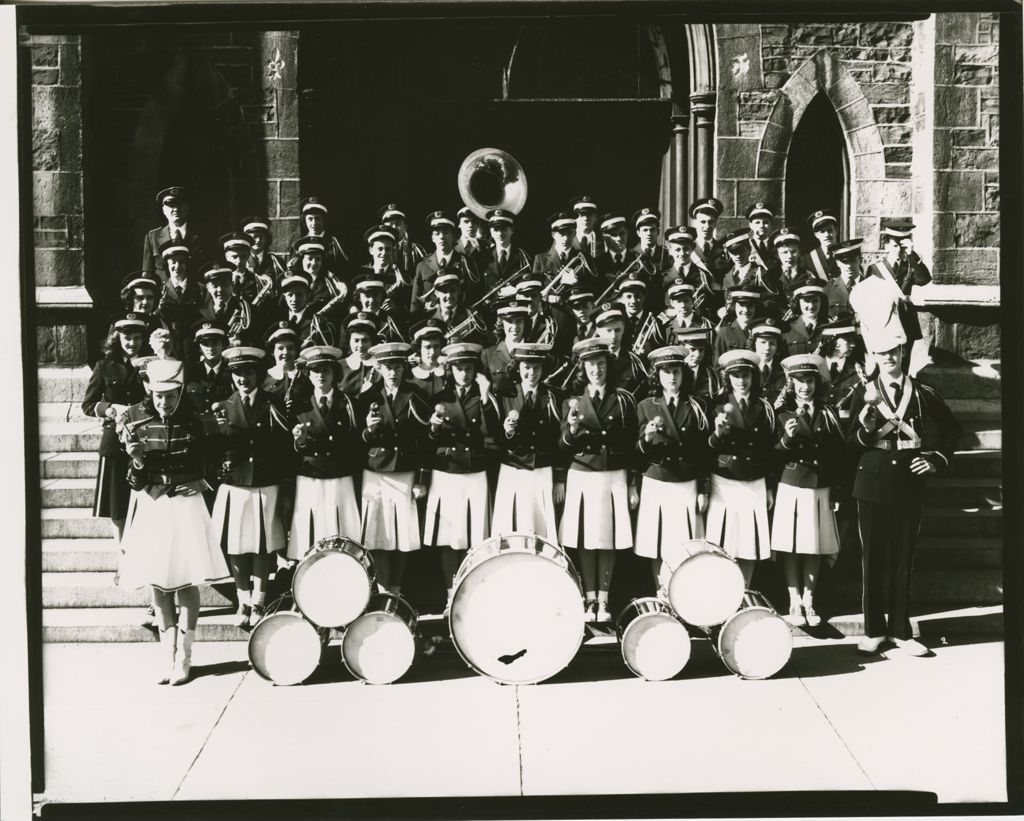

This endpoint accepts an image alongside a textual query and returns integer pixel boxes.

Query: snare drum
[706,590,792,679]
[291,535,376,628]
[449,532,585,684]
[616,597,691,681]
[247,594,329,685]
[342,593,419,685]
[657,538,746,627]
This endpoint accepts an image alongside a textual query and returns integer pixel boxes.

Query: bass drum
[247,594,329,686]
[658,538,746,627]
[342,593,419,685]
[705,590,793,680]
[616,597,691,681]
[291,535,376,629]
[449,532,585,684]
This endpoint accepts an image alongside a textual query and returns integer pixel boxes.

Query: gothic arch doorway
[784,92,850,249]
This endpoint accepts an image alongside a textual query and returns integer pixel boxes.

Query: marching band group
[83,185,961,685]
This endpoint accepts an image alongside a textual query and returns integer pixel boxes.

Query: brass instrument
[836,361,871,411]
[444,310,487,342]
[774,374,794,410]
[631,313,660,354]
[300,291,347,347]
[457,148,528,219]
[471,262,532,311]
[283,360,307,410]
[250,272,276,308]
[593,255,653,307]
[543,357,580,394]
[540,254,593,304]
[227,298,252,340]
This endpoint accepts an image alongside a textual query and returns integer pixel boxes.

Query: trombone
[593,255,654,307]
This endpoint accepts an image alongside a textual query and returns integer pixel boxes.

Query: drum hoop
[455,539,580,593]
[247,609,328,684]
[362,593,419,630]
[715,598,790,679]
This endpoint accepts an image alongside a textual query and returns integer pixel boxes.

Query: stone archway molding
[756,49,886,229]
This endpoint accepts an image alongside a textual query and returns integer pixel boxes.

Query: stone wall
[715,21,918,246]
[27,31,88,365]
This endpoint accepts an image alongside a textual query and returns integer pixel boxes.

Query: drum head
[718,607,793,679]
[620,613,691,681]
[248,614,323,686]
[666,551,746,627]
[293,549,372,628]
[450,551,584,684]
[342,612,416,685]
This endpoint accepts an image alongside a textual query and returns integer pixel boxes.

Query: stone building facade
[24,13,1002,366]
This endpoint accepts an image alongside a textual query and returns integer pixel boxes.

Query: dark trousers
[857,499,922,640]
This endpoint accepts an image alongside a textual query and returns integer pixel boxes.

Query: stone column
[690,92,716,200]
[257,31,301,253]
[28,32,91,365]
[671,104,689,224]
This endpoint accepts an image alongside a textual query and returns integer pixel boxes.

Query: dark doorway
[300,20,674,255]
[784,92,849,249]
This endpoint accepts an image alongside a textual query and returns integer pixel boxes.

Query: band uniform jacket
[305,271,348,316]
[823,356,863,419]
[408,365,446,400]
[749,238,774,271]
[800,246,839,283]
[756,358,787,404]
[410,251,475,313]
[688,362,721,400]
[574,231,606,258]
[480,340,518,397]
[337,355,381,398]
[660,309,714,344]
[142,225,206,282]
[823,274,856,317]
[360,263,412,324]
[428,385,502,474]
[82,358,146,457]
[247,250,288,284]
[480,246,533,293]
[532,247,599,295]
[625,310,661,356]
[559,387,638,473]
[500,383,566,479]
[775,400,847,489]
[713,319,752,359]
[864,254,932,342]
[198,296,259,346]
[156,278,206,351]
[597,247,639,285]
[845,375,960,505]
[357,383,431,477]
[290,232,350,275]
[293,391,362,479]
[123,400,218,497]
[525,306,575,355]
[184,359,234,413]
[707,393,777,482]
[635,394,711,487]
[212,390,295,487]
[394,237,428,284]
[427,307,490,347]
[782,317,824,356]
[609,348,650,398]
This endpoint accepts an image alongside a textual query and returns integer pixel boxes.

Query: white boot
[157,628,177,685]
[170,629,194,685]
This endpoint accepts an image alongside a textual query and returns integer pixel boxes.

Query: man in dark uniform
[532,211,597,295]
[689,196,729,278]
[155,239,205,357]
[361,224,411,321]
[801,209,841,283]
[142,186,205,282]
[660,225,697,290]
[220,231,265,306]
[631,208,670,307]
[678,326,720,399]
[749,317,787,403]
[746,202,775,270]
[480,208,533,297]
[197,263,257,347]
[617,274,660,356]
[768,226,812,302]
[242,216,288,284]
[291,237,348,317]
[592,302,648,397]
[782,280,828,355]
[660,279,714,344]
[292,196,350,274]
[272,271,335,348]
[516,278,574,355]
[426,272,489,347]
[824,238,864,318]
[410,211,477,314]
[596,212,637,283]
[351,275,406,343]
[571,194,605,258]
[379,203,427,284]
[481,300,530,397]
[455,205,487,267]
[846,324,960,656]
[713,286,762,360]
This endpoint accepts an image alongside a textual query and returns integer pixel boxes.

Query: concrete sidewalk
[39,635,1006,806]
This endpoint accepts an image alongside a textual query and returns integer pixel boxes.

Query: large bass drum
[616,597,691,681]
[449,532,585,684]
[341,593,419,685]
[658,538,746,627]
[247,594,329,686]
[705,590,793,680]
[291,535,376,629]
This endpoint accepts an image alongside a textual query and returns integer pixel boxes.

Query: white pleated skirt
[211,483,286,556]
[287,475,362,560]
[424,470,490,551]
[704,475,772,561]
[770,483,840,563]
[118,491,230,592]
[634,477,704,559]
[491,464,559,542]
[558,468,632,551]
[360,470,421,553]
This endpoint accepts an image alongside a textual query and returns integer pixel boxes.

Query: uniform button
[681,426,686,431]
[891,459,897,465]
[249,457,254,462]
[328,435,333,441]
[812,460,818,466]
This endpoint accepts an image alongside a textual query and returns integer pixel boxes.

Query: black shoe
[140,604,157,630]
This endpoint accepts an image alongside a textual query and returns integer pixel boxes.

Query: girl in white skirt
[558,335,639,623]
[492,341,563,542]
[118,359,229,685]
[771,353,844,626]
[425,342,501,605]
[288,344,362,560]
[634,345,710,583]
[358,341,433,594]
[706,348,777,587]
[211,346,295,627]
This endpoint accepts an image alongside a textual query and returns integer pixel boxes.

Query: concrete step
[957,428,1001,450]
[41,508,112,539]
[914,360,1000,399]
[948,449,1002,478]
[42,572,235,608]
[41,452,99,479]
[803,605,1003,639]
[41,478,95,509]
[825,568,1002,607]
[42,538,119,572]
[43,607,250,643]
[913,535,1002,569]
[38,366,93,403]
[926,476,1002,508]
[39,401,87,421]
[39,421,104,453]
[945,398,1001,423]
[919,506,1002,536]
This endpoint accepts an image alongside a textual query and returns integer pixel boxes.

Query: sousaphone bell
[458,148,528,219]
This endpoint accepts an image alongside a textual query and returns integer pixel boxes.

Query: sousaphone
[458,148,528,219]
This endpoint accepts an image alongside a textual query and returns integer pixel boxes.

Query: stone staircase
[37,364,1004,642]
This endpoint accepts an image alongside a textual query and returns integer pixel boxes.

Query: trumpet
[593,255,653,307]
[631,312,660,354]
[540,254,592,304]
[444,310,487,342]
